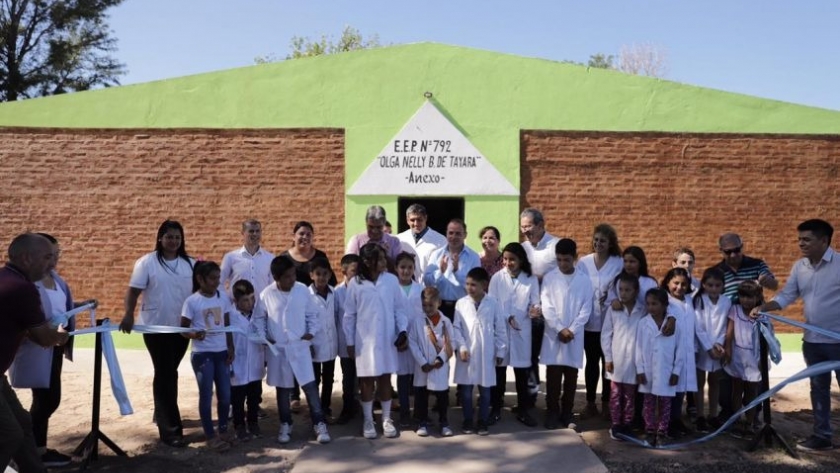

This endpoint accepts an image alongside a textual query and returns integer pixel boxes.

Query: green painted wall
[2,43,839,247]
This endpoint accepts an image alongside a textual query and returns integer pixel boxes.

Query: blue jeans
[461,385,491,424]
[277,381,324,425]
[190,351,231,438]
[802,342,840,439]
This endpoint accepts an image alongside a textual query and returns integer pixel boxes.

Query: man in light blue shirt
[755,219,840,451]
[423,219,480,321]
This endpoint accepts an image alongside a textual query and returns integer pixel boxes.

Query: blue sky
[109,1,839,111]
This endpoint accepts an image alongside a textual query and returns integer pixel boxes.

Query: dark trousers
[670,391,685,423]
[530,319,545,395]
[143,333,189,442]
[231,380,261,429]
[492,366,531,413]
[546,365,578,424]
[414,387,449,426]
[1,375,46,473]
[313,360,336,415]
[584,330,609,404]
[339,356,357,414]
[397,374,413,418]
[440,300,456,321]
[30,347,63,448]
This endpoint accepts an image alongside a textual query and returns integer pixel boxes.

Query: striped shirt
[715,255,774,304]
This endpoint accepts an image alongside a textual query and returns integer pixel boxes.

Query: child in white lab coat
[635,288,683,447]
[692,267,729,432]
[601,272,645,440]
[309,257,338,423]
[229,280,266,441]
[410,287,455,437]
[395,251,424,426]
[453,267,507,436]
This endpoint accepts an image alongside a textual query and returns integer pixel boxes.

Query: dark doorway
[397,197,465,235]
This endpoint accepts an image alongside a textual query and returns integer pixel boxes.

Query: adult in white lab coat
[343,243,409,439]
[577,223,624,418]
[540,239,593,429]
[260,255,330,443]
[397,203,447,280]
[488,242,540,426]
[453,267,507,433]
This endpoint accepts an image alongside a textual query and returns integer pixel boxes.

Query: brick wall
[521,131,840,330]
[0,128,345,326]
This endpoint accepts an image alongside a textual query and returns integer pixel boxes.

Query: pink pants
[609,381,636,427]
[643,393,672,434]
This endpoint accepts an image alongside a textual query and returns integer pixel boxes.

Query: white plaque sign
[347,101,518,196]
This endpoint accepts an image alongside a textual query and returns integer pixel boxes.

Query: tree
[255,26,381,63]
[617,42,668,78]
[587,53,615,69]
[0,0,125,102]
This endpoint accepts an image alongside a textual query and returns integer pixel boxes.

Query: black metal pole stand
[746,334,799,459]
[73,319,128,471]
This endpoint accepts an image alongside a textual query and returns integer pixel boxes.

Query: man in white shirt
[423,219,481,321]
[754,219,840,452]
[221,220,275,297]
[520,208,561,402]
[398,203,446,280]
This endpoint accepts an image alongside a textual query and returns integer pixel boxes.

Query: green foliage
[587,53,615,70]
[0,0,126,101]
[255,25,381,64]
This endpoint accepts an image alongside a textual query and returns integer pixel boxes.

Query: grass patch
[72,331,147,350]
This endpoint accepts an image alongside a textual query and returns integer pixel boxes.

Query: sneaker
[314,422,331,444]
[477,421,489,436]
[235,427,253,442]
[206,437,230,452]
[565,421,578,431]
[609,426,623,441]
[399,414,414,428]
[383,418,398,438]
[219,429,237,446]
[363,419,378,439]
[516,412,538,427]
[277,423,292,444]
[695,416,710,434]
[248,422,262,439]
[583,402,599,419]
[41,449,72,468]
[487,409,501,426]
[797,435,834,451]
[544,411,560,430]
[461,421,475,434]
[257,407,269,419]
[441,425,454,437]
[416,425,429,437]
[290,399,302,413]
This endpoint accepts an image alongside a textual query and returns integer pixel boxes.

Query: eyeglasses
[721,247,742,256]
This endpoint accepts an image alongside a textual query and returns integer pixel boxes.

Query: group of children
[601,248,772,446]
[178,237,773,451]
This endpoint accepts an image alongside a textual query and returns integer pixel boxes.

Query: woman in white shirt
[119,220,195,448]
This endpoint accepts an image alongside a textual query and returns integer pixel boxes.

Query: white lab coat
[668,295,699,392]
[489,269,540,368]
[452,295,507,387]
[398,228,447,281]
[334,283,350,358]
[694,294,731,372]
[309,285,338,363]
[539,269,593,369]
[343,273,409,378]
[229,307,267,386]
[577,254,624,332]
[606,275,659,310]
[397,281,425,375]
[635,314,683,397]
[409,313,455,391]
[260,282,320,388]
[601,301,646,384]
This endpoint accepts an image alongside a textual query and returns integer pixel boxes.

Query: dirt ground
[11,348,840,473]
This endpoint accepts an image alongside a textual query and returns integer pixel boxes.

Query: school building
[1,43,839,325]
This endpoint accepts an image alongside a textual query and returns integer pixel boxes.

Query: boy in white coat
[453,267,507,436]
[229,280,267,441]
[260,255,331,444]
[409,287,455,437]
[308,257,339,423]
[540,239,593,430]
